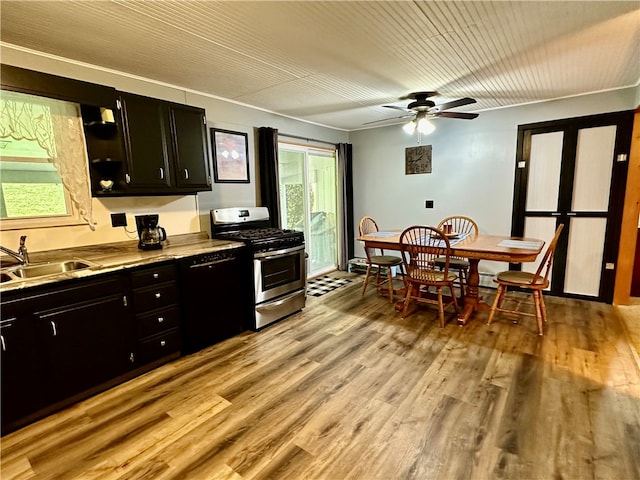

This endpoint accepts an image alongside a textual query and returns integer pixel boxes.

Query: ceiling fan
[365,91,479,133]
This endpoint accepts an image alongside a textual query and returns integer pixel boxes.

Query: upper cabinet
[91,93,212,196]
[170,105,211,190]
[119,93,173,192]
[119,93,211,194]
[82,105,127,195]
[1,65,212,197]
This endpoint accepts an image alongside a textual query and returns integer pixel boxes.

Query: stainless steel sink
[1,260,98,282]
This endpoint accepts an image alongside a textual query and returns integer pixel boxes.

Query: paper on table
[365,231,397,237]
[498,239,543,249]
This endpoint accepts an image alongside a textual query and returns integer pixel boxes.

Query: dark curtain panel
[337,143,354,270]
[257,127,281,228]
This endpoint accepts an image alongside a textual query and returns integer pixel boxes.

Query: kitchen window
[0,90,94,230]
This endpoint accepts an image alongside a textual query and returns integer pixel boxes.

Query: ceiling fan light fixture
[417,117,435,134]
[403,120,416,134]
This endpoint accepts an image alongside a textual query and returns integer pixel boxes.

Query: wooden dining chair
[399,225,458,327]
[434,215,479,298]
[486,224,565,335]
[358,216,403,302]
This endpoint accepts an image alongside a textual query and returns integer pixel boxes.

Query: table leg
[457,258,483,325]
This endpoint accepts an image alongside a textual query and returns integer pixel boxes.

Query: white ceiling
[1,1,639,131]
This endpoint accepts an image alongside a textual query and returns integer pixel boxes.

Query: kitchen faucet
[0,235,30,265]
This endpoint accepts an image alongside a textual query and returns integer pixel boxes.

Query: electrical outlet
[425,200,434,208]
[111,213,127,227]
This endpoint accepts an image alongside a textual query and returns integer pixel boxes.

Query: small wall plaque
[405,145,432,175]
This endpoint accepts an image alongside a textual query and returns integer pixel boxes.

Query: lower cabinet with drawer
[130,262,183,365]
[1,272,136,434]
[1,249,247,435]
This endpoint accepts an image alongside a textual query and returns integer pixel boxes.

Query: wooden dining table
[356,231,545,325]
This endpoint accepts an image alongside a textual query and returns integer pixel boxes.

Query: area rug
[306,276,352,297]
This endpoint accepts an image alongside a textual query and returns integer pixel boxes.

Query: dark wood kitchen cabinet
[35,280,135,404]
[1,65,211,197]
[0,300,44,435]
[82,104,127,196]
[119,92,211,195]
[0,272,136,434]
[130,262,182,364]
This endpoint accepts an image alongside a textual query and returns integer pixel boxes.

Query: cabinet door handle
[50,321,58,336]
[155,292,162,299]
[125,173,131,184]
[123,295,128,307]
[157,316,164,323]
[153,273,159,279]
[129,352,135,363]
[160,340,166,347]
[159,167,164,180]
[183,168,189,180]
[1,334,6,352]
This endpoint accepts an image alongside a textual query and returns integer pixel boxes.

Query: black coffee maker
[135,214,167,250]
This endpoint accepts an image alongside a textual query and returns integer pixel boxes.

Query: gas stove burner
[210,207,305,252]
[226,228,299,240]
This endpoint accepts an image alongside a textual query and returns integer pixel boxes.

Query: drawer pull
[157,317,164,323]
[1,334,5,352]
[50,321,58,337]
[153,273,159,279]
[155,293,162,299]
[160,340,166,347]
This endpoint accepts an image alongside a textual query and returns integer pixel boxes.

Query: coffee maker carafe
[135,214,167,250]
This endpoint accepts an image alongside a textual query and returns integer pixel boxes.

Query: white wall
[0,45,347,252]
[350,87,638,276]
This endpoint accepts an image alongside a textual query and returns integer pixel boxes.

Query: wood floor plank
[1,274,639,480]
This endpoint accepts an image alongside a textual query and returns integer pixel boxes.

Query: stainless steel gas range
[210,207,306,329]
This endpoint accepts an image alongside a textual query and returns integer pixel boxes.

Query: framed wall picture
[210,128,250,183]
[405,145,432,175]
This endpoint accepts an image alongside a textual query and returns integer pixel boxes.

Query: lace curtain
[0,90,96,229]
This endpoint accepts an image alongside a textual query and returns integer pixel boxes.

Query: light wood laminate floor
[2,273,639,480]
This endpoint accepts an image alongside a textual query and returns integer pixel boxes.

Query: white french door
[513,111,633,302]
[278,143,338,278]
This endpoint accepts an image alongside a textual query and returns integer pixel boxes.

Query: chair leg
[533,290,544,335]
[375,268,382,293]
[386,267,395,302]
[539,291,548,323]
[362,265,372,295]
[497,286,506,308]
[437,287,445,328]
[401,283,414,318]
[450,283,459,312]
[487,284,504,325]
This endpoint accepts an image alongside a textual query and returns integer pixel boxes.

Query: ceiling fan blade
[429,97,477,113]
[383,105,412,113]
[363,114,414,126]
[434,111,479,119]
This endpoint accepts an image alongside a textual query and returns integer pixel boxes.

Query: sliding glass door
[278,143,337,278]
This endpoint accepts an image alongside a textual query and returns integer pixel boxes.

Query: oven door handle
[254,245,305,259]
[189,258,235,269]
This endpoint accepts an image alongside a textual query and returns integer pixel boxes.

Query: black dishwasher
[178,248,253,354]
